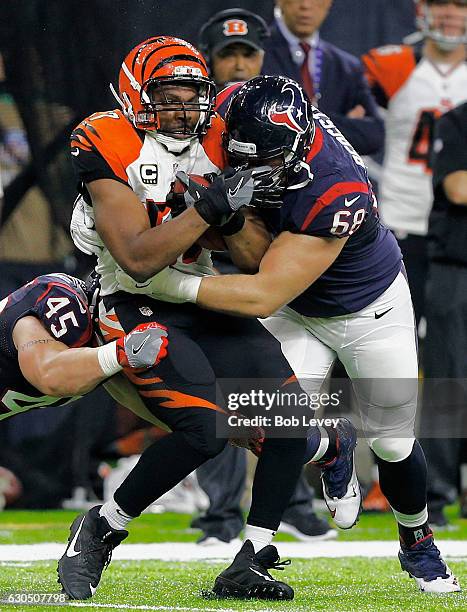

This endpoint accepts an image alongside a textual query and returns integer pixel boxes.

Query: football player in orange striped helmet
[112,36,216,144]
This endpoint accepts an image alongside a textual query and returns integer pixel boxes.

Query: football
[171,173,211,194]
[171,174,227,251]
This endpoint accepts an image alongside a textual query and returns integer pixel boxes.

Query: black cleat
[57,505,128,599]
[212,540,294,600]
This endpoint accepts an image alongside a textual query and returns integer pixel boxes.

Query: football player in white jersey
[59,37,358,602]
[362,0,467,326]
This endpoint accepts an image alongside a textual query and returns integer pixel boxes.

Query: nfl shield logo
[139,306,153,316]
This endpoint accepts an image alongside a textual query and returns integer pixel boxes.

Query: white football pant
[260,271,418,462]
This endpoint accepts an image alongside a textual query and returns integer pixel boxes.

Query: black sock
[248,437,307,530]
[398,522,432,548]
[114,431,207,517]
[375,440,427,514]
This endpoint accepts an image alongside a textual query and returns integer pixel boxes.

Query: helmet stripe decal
[142,48,207,82]
[147,54,206,80]
[121,61,142,92]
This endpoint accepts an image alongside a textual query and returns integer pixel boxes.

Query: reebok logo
[374,307,393,319]
[132,334,151,355]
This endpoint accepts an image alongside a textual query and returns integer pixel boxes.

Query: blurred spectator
[422,101,467,526]
[362,0,467,327]
[261,0,384,155]
[194,8,336,546]
[0,124,29,186]
[199,9,269,90]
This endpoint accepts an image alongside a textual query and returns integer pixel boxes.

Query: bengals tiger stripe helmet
[113,36,216,135]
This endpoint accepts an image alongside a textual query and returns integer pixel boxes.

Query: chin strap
[151,131,197,154]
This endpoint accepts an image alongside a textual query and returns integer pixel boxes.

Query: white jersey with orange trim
[363,45,467,235]
[70,109,227,298]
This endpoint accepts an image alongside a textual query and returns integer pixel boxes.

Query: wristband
[177,274,202,303]
[97,341,122,376]
[219,211,245,236]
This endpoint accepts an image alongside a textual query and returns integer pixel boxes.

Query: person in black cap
[198,8,269,91]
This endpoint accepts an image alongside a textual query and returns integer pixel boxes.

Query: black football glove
[177,167,268,226]
[166,174,213,218]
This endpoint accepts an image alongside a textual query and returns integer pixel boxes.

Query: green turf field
[0,505,466,544]
[0,507,466,611]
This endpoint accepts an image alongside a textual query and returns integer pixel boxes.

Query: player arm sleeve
[295,181,371,239]
[361,50,390,108]
[31,282,93,348]
[70,127,129,189]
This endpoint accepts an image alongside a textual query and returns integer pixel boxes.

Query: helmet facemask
[417,0,467,51]
[142,75,216,137]
[226,144,308,208]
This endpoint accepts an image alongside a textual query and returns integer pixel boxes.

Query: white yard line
[0,540,466,562]
[0,602,272,612]
[68,604,273,612]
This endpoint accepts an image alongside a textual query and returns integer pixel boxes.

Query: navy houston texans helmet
[224,75,315,207]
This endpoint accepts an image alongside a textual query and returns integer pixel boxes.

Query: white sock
[309,426,329,462]
[244,524,276,552]
[99,498,134,530]
[392,505,428,528]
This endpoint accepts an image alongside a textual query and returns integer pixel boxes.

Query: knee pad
[181,414,228,459]
[369,437,415,462]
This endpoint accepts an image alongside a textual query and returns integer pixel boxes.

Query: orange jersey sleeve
[362,45,417,105]
[70,110,143,185]
[201,113,227,171]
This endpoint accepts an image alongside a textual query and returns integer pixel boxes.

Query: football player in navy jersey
[157,75,460,594]
[0,273,169,422]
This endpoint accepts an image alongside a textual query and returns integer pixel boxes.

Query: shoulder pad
[362,45,416,100]
[201,113,227,170]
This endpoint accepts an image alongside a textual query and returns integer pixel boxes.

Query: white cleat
[322,460,362,529]
[412,571,461,593]
[320,419,362,529]
[399,536,461,593]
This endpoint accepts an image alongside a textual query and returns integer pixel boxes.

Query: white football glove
[70,196,104,256]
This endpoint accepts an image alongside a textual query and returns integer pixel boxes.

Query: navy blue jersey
[0,274,93,420]
[264,109,402,317]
